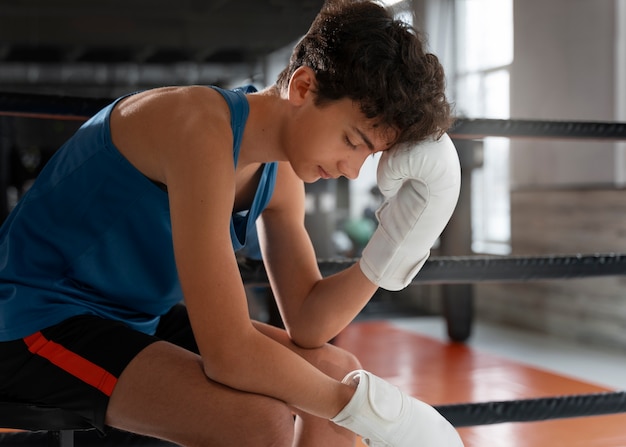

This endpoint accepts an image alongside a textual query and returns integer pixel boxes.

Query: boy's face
[286,96,395,183]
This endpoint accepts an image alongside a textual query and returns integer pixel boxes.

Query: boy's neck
[238,89,289,166]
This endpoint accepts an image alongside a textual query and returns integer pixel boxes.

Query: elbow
[285,324,330,349]
[201,353,235,385]
[199,342,249,387]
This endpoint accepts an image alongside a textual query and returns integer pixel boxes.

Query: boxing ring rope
[450,117,626,141]
[436,391,626,427]
[0,91,110,121]
[238,252,626,286]
[2,90,626,140]
[2,91,626,428]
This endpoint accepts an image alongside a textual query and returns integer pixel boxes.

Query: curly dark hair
[275,0,453,145]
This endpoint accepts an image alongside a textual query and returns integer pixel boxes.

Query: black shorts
[0,303,198,433]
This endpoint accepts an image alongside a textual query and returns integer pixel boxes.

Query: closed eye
[344,135,357,149]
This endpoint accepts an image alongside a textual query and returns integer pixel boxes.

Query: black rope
[2,91,626,140]
[238,253,626,286]
[435,391,626,427]
[417,253,626,284]
[449,118,626,141]
[0,91,110,119]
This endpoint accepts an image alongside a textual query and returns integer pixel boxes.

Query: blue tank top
[0,85,277,341]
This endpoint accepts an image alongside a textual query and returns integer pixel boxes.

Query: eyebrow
[354,127,375,151]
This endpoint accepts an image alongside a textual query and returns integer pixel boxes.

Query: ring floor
[334,317,626,447]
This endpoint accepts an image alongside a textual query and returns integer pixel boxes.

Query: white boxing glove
[331,370,464,447]
[360,133,461,291]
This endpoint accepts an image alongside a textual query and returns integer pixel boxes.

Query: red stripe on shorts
[23,331,117,396]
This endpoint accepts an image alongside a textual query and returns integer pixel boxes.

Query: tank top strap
[209,85,279,252]
[210,85,257,168]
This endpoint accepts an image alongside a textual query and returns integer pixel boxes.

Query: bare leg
[252,321,361,447]
[107,323,360,446]
[106,341,295,447]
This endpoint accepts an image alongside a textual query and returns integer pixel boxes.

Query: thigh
[106,341,295,447]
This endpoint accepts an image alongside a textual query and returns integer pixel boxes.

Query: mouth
[318,166,332,179]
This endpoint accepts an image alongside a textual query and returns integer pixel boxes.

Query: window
[454,0,513,255]
[354,0,515,255]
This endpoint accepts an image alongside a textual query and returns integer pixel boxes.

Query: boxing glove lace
[359,133,461,291]
[331,370,464,447]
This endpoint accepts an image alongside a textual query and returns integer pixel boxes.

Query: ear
[287,66,317,106]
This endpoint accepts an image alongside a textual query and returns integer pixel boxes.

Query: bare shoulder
[110,86,233,184]
[113,85,226,123]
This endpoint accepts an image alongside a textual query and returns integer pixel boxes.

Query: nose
[339,152,369,180]
[338,159,361,180]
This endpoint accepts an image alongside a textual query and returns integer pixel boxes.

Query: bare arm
[258,162,379,348]
[111,87,352,419]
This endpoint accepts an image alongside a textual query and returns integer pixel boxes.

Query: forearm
[285,263,378,348]
[202,323,354,419]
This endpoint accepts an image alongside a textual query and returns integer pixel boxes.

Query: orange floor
[334,320,626,447]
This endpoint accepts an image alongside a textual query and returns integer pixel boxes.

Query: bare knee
[173,395,294,447]
[230,396,294,447]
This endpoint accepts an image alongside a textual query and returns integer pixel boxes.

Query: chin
[296,167,320,183]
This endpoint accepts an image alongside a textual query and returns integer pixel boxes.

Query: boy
[0,0,462,445]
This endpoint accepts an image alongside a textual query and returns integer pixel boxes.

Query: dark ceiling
[0,0,326,96]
